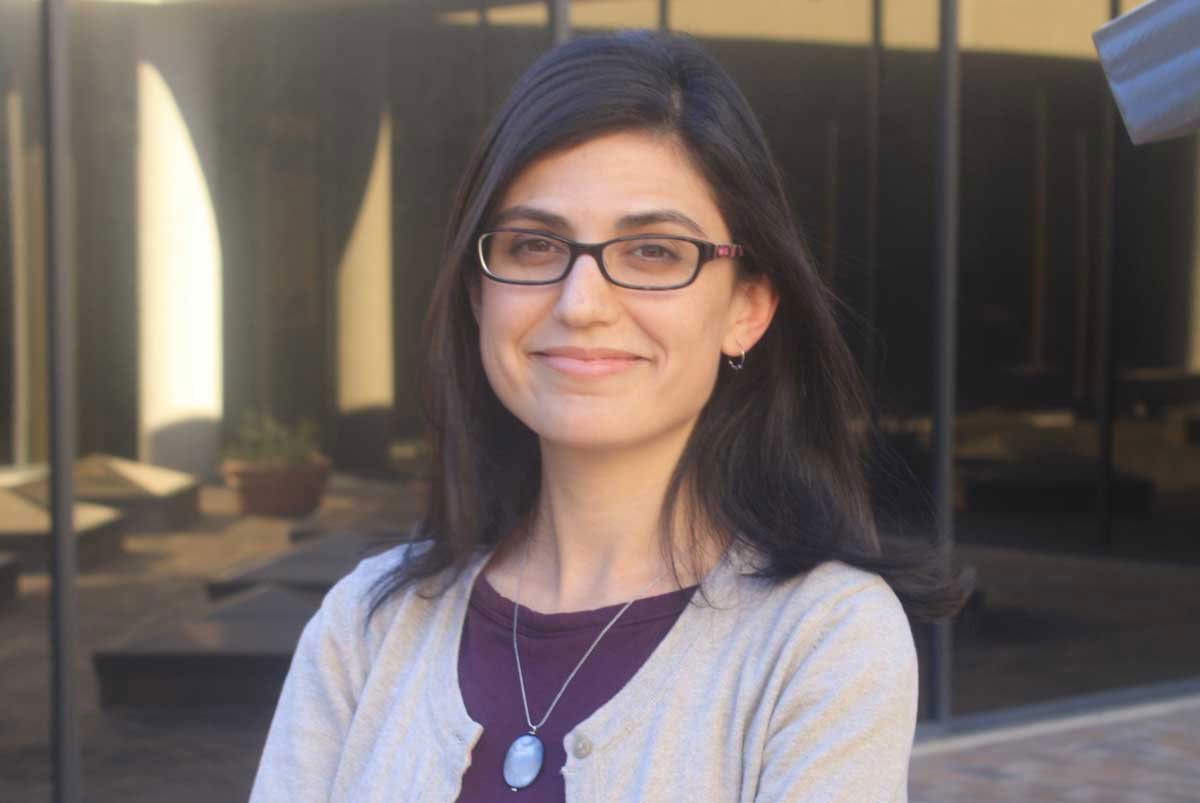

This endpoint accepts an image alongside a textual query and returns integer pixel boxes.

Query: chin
[530,416,648,451]
[523,403,700,454]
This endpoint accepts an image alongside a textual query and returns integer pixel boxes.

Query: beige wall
[336,111,395,414]
[6,90,49,465]
[136,55,224,476]
[447,0,1153,59]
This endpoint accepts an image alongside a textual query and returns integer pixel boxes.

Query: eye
[512,236,563,254]
[628,241,681,261]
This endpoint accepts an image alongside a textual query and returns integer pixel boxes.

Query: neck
[489,425,720,614]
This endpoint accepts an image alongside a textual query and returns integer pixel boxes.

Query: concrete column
[329,109,396,470]
[136,54,223,477]
[6,90,49,465]
[336,110,394,416]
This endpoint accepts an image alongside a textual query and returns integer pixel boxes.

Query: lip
[531,346,646,376]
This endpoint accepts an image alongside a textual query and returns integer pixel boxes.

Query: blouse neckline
[425,538,760,762]
[469,569,700,637]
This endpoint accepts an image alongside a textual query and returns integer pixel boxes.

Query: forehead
[494,130,728,237]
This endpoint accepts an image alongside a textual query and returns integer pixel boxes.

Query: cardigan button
[571,735,592,759]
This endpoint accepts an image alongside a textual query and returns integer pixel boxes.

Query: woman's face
[471,130,776,452]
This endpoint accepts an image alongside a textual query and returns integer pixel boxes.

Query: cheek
[477,306,512,393]
[652,311,728,406]
[476,286,536,406]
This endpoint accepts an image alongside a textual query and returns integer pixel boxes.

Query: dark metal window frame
[42,0,81,799]
[33,0,1137,798]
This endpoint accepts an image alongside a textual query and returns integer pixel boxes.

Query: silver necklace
[502,536,669,792]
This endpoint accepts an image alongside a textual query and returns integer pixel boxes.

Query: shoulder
[787,559,907,626]
[725,545,907,628]
[737,557,916,680]
[736,561,920,800]
[325,540,419,605]
[314,539,437,645]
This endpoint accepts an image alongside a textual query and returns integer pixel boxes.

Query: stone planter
[219,454,330,517]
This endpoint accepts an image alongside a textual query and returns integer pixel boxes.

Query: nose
[552,252,620,327]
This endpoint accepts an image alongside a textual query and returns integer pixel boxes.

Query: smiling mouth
[531,347,645,376]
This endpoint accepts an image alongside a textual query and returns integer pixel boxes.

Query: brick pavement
[910,698,1200,802]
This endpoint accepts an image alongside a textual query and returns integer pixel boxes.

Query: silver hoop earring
[727,347,746,371]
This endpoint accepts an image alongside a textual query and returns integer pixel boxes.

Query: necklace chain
[511,536,670,734]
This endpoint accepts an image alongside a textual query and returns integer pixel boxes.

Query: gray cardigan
[249,540,918,802]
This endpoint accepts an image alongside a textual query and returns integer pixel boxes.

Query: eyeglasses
[476,228,746,290]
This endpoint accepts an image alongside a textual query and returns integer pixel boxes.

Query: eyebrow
[490,205,571,231]
[488,205,709,238]
[616,209,708,238]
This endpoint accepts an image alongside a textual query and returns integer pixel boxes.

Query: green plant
[222,410,321,466]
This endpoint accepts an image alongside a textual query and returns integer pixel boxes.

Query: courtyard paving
[910,699,1200,802]
[1,476,1198,801]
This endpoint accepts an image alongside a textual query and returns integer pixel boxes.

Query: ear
[722,274,778,357]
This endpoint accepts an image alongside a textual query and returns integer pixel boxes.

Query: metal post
[930,0,959,727]
[863,0,882,398]
[41,0,81,799]
[1031,87,1049,369]
[548,0,570,47]
[1095,0,1120,548]
[1072,130,1092,405]
[658,0,669,32]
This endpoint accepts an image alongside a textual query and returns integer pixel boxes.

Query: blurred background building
[3,0,1198,746]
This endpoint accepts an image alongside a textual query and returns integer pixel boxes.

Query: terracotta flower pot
[219,454,331,517]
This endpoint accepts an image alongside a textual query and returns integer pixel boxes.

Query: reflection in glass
[666,0,1200,718]
[2,0,48,467]
[2,3,1197,800]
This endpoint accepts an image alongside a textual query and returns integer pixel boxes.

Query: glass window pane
[6,2,1197,798]
[12,1,545,798]
[3,2,52,798]
[1,0,48,468]
[670,0,1200,722]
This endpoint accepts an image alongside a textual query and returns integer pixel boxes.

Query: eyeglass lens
[480,232,701,287]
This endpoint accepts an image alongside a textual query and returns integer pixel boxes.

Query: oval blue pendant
[503,732,544,791]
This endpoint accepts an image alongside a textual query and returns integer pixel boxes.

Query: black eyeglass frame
[476,227,747,291]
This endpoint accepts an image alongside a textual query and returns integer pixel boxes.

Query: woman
[251,30,972,802]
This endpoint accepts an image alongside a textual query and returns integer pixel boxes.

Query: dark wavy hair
[367,30,973,624]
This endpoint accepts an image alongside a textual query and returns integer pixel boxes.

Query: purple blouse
[455,571,699,802]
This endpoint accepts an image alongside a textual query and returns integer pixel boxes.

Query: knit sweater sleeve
[754,571,920,803]
[248,557,382,803]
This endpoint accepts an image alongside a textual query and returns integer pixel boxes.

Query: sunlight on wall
[568,0,657,30]
[676,0,1129,58]
[881,0,937,50]
[136,61,223,470]
[336,110,395,413]
[5,90,49,464]
[440,1,658,30]
[679,0,1115,57]
[442,0,1141,59]
[6,91,30,464]
[961,0,1110,59]
[84,0,199,4]
[442,2,550,28]
[439,8,482,26]
[673,0,870,46]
